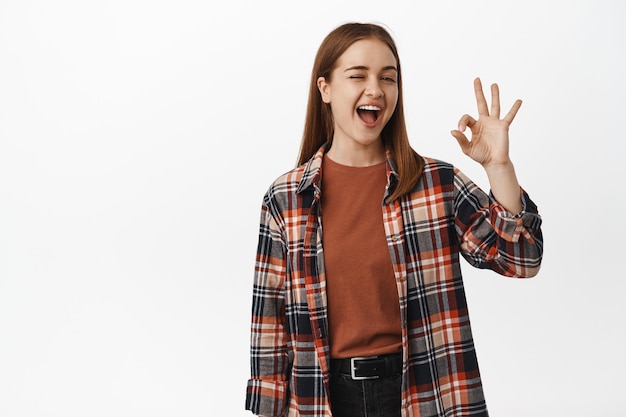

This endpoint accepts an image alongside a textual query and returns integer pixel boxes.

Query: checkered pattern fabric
[246,145,543,416]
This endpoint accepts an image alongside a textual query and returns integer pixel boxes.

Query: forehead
[335,38,397,69]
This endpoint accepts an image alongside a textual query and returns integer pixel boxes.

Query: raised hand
[450,77,522,168]
[451,77,524,213]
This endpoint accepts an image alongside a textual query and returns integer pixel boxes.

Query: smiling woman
[316,38,399,165]
[298,23,423,204]
[245,22,543,417]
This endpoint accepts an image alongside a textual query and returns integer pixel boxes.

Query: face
[318,38,399,158]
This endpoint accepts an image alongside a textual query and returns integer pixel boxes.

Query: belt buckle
[350,356,379,380]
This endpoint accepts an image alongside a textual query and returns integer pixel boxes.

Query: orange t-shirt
[321,156,402,359]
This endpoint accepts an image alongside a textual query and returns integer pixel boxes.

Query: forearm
[483,160,522,214]
[455,168,543,277]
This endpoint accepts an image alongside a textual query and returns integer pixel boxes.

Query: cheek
[329,103,353,123]
[388,91,399,111]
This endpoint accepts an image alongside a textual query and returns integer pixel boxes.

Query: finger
[490,83,500,119]
[474,77,489,116]
[503,99,523,124]
[457,114,477,132]
[451,130,471,155]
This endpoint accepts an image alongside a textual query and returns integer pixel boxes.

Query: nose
[365,79,384,98]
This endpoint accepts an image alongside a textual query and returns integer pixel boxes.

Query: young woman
[245,22,543,417]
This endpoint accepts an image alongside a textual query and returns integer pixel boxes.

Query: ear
[317,76,331,104]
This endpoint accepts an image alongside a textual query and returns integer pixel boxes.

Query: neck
[326,140,386,167]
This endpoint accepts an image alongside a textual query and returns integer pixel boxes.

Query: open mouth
[357,105,381,125]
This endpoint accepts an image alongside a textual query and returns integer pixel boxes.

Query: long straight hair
[297,22,423,203]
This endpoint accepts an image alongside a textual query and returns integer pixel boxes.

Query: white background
[1,0,624,416]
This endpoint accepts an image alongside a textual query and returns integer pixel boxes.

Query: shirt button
[392,234,400,242]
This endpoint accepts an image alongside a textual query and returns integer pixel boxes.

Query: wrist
[483,159,515,176]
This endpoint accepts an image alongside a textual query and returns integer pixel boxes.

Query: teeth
[358,105,381,111]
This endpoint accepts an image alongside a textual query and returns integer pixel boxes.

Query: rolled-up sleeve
[454,169,543,278]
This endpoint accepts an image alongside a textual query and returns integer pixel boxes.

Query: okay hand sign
[451,78,522,168]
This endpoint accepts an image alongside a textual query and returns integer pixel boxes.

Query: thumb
[450,130,471,155]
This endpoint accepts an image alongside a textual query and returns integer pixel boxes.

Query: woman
[245,22,543,417]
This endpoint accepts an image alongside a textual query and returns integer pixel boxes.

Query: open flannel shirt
[246,145,543,417]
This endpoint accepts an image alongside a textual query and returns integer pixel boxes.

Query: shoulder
[422,156,454,172]
[264,148,324,200]
[419,156,458,184]
[265,164,308,197]
[260,163,312,217]
[401,156,477,201]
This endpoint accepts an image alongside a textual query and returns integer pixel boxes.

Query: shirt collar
[296,143,400,195]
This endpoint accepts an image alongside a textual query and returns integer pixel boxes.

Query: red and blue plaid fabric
[246,145,543,416]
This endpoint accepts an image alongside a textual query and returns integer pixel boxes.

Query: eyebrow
[344,65,398,72]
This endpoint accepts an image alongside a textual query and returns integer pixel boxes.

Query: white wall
[1,0,624,415]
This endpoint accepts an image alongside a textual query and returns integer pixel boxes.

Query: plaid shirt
[246,146,543,417]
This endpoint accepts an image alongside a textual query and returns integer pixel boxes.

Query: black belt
[330,353,402,380]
